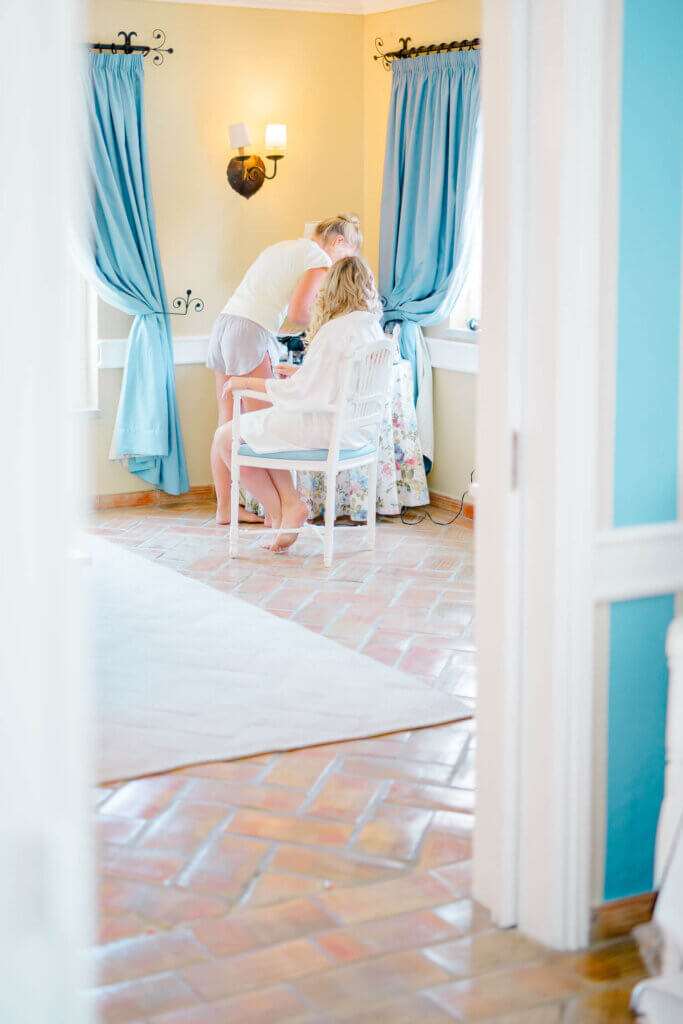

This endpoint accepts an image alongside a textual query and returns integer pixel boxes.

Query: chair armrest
[232,388,274,404]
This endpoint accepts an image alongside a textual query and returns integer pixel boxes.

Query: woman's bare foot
[271,499,309,553]
[216,503,264,525]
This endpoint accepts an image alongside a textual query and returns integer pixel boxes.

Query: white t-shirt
[223,238,332,335]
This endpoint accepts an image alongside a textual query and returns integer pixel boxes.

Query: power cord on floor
[399,468,476,527]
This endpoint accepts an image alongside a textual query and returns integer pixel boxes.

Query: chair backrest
[328,338,394,458]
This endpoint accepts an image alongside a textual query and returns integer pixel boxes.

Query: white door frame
[474,0,607,949]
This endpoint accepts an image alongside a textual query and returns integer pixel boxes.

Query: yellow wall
[88,0,478,502]
[87,0,364,495]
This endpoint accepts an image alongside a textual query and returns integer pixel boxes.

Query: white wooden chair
[229,338,394,566]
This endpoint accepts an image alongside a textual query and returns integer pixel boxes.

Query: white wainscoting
[99,334,481,375]
[595,521,683,603]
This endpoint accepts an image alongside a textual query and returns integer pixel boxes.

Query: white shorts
[206,313,281,376]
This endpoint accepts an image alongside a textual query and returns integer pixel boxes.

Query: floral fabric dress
[242,359,429,521]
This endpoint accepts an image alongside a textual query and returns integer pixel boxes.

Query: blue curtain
[84,53,188,495]
[379,50,481,471]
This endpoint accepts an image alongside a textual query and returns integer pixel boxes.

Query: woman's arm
[222,376,268,399]
[287,267,328,327]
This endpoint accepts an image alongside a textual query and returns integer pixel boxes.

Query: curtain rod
[374,35,480,70]
[86,29,173,66]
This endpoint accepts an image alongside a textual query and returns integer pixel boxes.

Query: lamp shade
[265,123,287,152]
[229,122,252,149]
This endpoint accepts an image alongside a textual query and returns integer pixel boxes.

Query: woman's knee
[213,421,233,457]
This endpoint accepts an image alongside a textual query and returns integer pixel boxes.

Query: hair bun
[340,212,361,226]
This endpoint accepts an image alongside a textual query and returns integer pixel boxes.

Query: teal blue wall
[605,0,682,901]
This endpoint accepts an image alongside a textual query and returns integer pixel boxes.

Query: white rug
[87,537,469,783]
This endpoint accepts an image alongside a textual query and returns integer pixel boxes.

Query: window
[425,193,482,339]
[448,204,482,333]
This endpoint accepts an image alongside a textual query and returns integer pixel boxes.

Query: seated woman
[207,214,362,524]
[212,256,384,553]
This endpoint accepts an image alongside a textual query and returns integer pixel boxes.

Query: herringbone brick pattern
[88,501,644,1022]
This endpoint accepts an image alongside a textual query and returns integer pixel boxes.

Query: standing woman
[207,214,362,523]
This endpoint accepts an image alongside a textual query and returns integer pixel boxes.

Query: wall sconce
[226,122,286,199]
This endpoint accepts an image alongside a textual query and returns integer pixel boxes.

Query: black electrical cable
[399,468,475,527]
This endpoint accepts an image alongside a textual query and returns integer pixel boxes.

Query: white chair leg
[366,459,378,549]
[229,460,240,557]
[323,471,336,567]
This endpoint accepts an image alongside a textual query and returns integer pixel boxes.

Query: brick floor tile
[92,929,209,986]
[317,872,453,924]
[92,973,199,1024]
[187,777,303,813]
[398,645,453,678]
[193,897,336,957]
[405,723,472,764]
[341,756,452,786]
[99,879,229,928]
[295,949,450,1015]
[227,809,353,847]
[417,828,472,869]
[557,937,646,984]
[386,780,475,814]
[424,928,547,977]
[478,1008,563,1024]
[304,774,379,821]
[139,801,229,854]
[316,907,458,964]
[181,937,331,1002]
[360,631,412,667]
[433,860,473,897]
[269,844,399,885]
[264,750,333,788]
[353,802,433,860]
[148,985,313,1024]
[243,871,325,908]
[99,777,187,819]
[336,994,455,1024]
[175,760,263,782]
[178,833,270,898]
[95,816,146,845]
[429,961,591,1020]
[98,915,146,944]
[451,747,476,789]
[100,847,185,885]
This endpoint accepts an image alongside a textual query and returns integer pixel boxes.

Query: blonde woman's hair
[307,256,382,343]
[314,212,363,253]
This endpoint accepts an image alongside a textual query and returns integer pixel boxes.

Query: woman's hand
[275,363,299,378]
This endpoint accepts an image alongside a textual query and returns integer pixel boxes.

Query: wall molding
[144,0,438,13]
[99,335,209,370]
[100,334,479,375]
[595,521,683,603]
[429,490,475,522]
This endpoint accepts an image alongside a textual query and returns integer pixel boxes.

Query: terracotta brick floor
[88,500,645,1023]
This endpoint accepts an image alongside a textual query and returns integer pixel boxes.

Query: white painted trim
[144,0,438,13]
[98,335,210,370]
[426,336,479,374]
[595,522,683,603]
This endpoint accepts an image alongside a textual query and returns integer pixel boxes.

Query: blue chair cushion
[238,443,376,462]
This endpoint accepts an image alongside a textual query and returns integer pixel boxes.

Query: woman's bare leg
[212,423,308,552]
[263,468,309,553]
[211,353,274,525]
[213,423,283,525]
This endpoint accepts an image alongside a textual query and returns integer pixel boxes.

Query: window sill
[99,335,209,370]
[74,407,102,419]
[425,335,479,374]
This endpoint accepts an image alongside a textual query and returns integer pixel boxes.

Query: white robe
[239,310,385,454]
